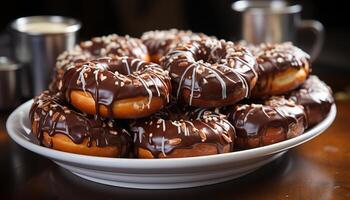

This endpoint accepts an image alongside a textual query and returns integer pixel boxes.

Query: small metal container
[232,0,324,61]
[0,57,22,110]
[9,16,81,96]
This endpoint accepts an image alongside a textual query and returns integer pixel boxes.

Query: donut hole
[163,39,258,107]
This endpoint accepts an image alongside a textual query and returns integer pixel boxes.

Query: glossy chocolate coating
[289,75,334,127]
[131,106,235,158]
[245,42,311,96]
[30,91,130,156]
[228,96,307,149]
[141,29,214,59]
[62,57,171,118]
[50,34,149,91]
[161,39,258,107]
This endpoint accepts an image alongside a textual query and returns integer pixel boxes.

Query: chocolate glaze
[50,34,149,92]
[62,57,171,118]
[161,39,258,107]
[30,91,131,156]
[242,42,310,96]
[227,96,307,149]
[131,105,235,158]
[289,75,334,127]
[141,29,214,59]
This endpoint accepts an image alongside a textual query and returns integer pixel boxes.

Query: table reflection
[7,148,333,200]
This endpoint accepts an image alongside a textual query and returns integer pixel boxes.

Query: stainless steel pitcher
[232,0,324,61]
[10,16,81,96]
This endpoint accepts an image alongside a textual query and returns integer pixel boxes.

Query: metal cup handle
[297,20,324,62]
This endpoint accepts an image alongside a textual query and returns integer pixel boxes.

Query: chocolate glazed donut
[227,96,307,149]
[246,42,311,97]
[141,29,214,63]
[30,91,131,157]
[131,106,235,158]
[289,75,334,127]
[161,39,258,107]
[62,57,171,119]
[50,34,150,92]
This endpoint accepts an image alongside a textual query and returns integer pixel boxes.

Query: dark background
[0,0,349,89]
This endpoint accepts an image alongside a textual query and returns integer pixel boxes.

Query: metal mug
[0,57,22,110]
[232,0,324,61]
[9,16,81,96]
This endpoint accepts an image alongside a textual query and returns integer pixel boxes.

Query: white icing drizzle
[202,64,227,99]
[77,65,89,93]
[163,38,261,104]
[95,62,108,70]
[184,123,189,136]
[220,64,249,97]
[176,63,196,98]
[162,120,166,132]
[189,64,197,105]
[148,68,170,102]
[93,69,100,86]
[235,56,258,86]
[135,60,145,71]
[130,58,138,68]
[161,137,166,157]
[135,75,153,108]
[195,108,206,120]
[133,131,137,143]
[149,133,153,144]
[137,126,145,143]
[171,121,182,134]
[148,76,161,96]
[122,58,131,75]
[200,118,218,134]
[185,121,196,132]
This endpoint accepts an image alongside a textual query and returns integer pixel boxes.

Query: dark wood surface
[0,100,349,200]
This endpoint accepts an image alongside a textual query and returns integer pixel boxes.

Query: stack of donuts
[30,29,334,158]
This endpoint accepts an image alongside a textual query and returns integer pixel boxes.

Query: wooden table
[1,100,349,200]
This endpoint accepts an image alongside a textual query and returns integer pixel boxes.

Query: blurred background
[0,0,349,102]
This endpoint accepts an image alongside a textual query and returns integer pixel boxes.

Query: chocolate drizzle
[131,105,235,158]
[161,39,258,107]
[289,75,334,127]
[228,96,307,149]
[62,57,171,118]
[141,29,214,60]
[50,34,149,92]
[29,91,130,155]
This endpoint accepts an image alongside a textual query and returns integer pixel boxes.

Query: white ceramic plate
[6,100,336,189]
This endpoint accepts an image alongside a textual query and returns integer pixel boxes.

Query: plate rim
[6,99,337,169]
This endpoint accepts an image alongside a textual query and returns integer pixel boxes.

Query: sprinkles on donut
[161,38,258,107]
[244,42,311,97]
[141,29,214,63]
[30,91,131,157]
[131,105,235,158]
[27,30,335,158]
[227,96,307,149]
[62,57,172,119]
[50,34,150,92]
